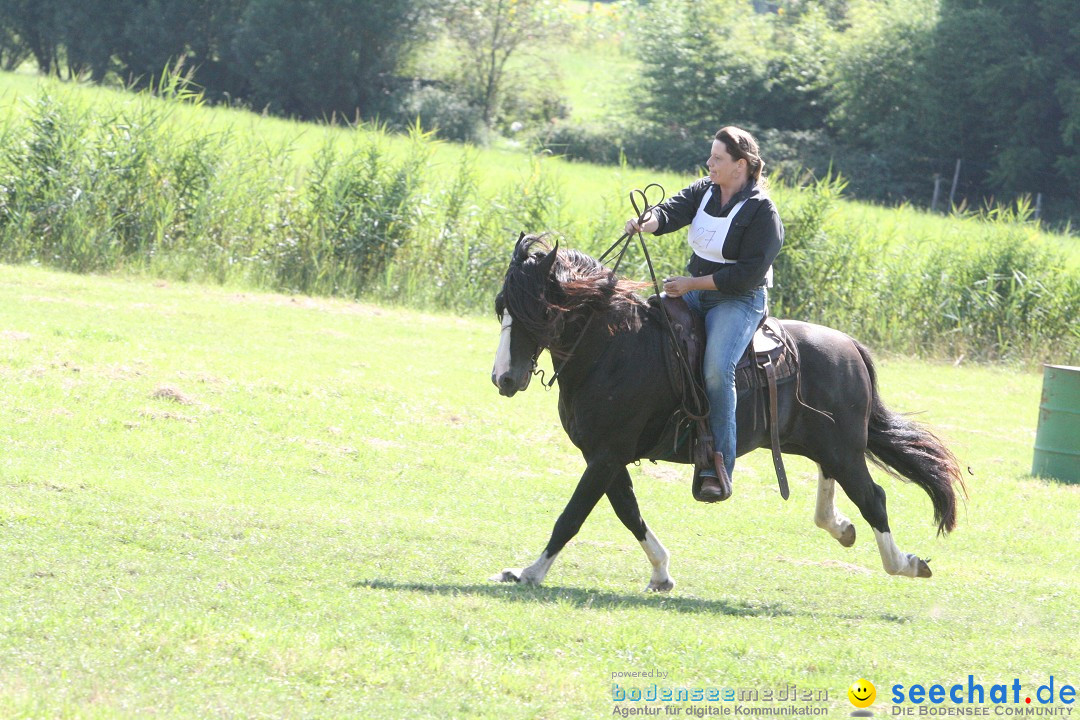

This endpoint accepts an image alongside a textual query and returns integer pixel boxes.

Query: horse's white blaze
[518,550,555,585]
[492,313,514,380]
[813,466,853,540]
[639,529,673,590]
[873,529,921,577]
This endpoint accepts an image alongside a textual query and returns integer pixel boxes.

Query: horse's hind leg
[829,457,932,578]
[814,465,856,547]
[607,468,674,592]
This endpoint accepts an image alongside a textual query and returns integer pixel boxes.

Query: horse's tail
[854,341,967,536]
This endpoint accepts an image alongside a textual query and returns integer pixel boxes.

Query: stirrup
[695,451,733,503]
[693,468,728,503]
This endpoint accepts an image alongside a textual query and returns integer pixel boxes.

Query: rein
[531,185,711,426]
[534,184,664,389]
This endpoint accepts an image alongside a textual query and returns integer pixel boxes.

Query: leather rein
[529,185,711,424]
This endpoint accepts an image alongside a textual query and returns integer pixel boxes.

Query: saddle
[645,295,799,499]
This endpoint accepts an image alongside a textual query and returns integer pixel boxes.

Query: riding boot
[696,452,733,503]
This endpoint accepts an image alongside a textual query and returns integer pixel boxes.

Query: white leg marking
[639,529,674,592]
[491,550,555,585]
[492,313,514,379]
[873,529,924,577]
[517,550,555,586]
[814,466,855,545]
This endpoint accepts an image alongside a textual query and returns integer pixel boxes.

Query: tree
[637,0,837,137]
[54,0,139,80]
[1037,0,1080,201]
[118,0,249,94]
[0,0,61,75]
[0,9,30,71]
[912,0,1080,200]
[637,0,766,135]
[230,0,435,118]
[443,0,558,130]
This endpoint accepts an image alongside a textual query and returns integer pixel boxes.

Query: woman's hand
[624,211,658,235]
[663,275,714,297]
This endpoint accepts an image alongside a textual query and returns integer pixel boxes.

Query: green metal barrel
[1032,364,1080,483]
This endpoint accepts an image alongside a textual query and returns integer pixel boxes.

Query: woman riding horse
[626,126,782,503]
[491,234,964,590]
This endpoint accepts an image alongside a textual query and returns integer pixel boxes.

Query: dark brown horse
[490,234,965,591]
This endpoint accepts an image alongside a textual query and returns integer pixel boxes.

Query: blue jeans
[684,286,768,477]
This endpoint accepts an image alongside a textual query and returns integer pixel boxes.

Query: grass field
[1,263,1077,718]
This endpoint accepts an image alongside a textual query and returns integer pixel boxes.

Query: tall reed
[0,83,1075,364]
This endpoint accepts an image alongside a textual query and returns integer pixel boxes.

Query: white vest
[687,187,772,287]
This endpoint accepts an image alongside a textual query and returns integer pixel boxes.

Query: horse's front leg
[492,454,620,586]
[606,467,673,592]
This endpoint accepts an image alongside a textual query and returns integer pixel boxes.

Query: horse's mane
[498,233,648,350]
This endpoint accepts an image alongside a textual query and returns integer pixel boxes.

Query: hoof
[838,524,856,548]
[916,558,933,578]
[646,578,675,593]
[490,568,522,583]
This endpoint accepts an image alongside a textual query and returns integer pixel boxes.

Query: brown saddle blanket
[644,294,799,472]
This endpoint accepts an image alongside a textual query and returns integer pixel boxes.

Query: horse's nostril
[498,374,515,391]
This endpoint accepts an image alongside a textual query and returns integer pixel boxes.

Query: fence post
[931,174,942,213]
[1034,192,1043,221]
[948,159,961,212]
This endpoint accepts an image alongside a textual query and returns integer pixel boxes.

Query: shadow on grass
[354,578,784,616]
[353,579,910,622]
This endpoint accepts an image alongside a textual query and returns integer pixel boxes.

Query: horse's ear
[512,231,529,262]
[517,231,526,243]
[537,241,558,277]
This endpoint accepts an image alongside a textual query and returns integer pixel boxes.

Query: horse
[490,233,966,591]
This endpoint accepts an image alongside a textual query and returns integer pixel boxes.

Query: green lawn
[1,263,1076,718]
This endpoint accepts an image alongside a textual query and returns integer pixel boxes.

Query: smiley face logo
[848,679,876,708]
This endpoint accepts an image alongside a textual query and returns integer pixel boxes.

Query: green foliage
[230,0,432,119]
[0,0,61,74]
[637,0,765,134]
[549,0,1080,219]
[827,0,1080,208]
[264,132,429,296]
[827,1,934,149]
[118,0,248,92]
[637,0,834,136]
[770,172,1080,362]
[0,0,435,120]
[389,82,485,143]
[6,0,1080,219]
[0,4,30,70]
[442,0,559,129]
[391,0,572,142]
[0,79,1076,362]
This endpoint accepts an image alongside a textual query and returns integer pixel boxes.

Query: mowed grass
[1,263,1077,719]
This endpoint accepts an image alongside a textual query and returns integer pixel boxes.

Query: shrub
[388,83,485,143]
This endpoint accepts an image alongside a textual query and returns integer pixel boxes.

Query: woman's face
[707,139,746,186]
